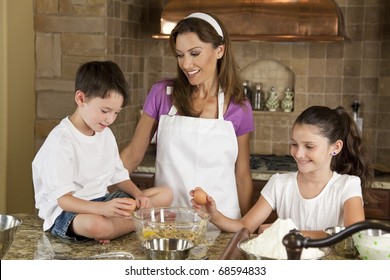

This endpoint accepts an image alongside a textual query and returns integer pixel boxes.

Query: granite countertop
[4,214,349,260]
[3,214,234,260]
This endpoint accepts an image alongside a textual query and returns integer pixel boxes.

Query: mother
[120,12,254,219]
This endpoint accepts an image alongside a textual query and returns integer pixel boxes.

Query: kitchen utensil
[0,214,22,259]
[142,238,194,260]
[325,226,358,258]
[132,207,209,245]
[219,227,250,260]
[352,229,390,260]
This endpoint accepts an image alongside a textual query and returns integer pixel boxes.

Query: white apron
[155,88,241,219]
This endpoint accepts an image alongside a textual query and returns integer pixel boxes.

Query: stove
[250,154,297,172]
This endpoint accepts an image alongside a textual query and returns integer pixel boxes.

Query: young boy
[32,61,172,244]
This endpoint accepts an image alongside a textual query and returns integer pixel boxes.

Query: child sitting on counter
[32,61,172,244]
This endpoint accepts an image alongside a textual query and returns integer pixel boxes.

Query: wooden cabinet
[130,172,155,190]
[363,188,390,221]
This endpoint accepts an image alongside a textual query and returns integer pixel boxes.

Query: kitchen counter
[2,214,232,260]
[3,213,350,260]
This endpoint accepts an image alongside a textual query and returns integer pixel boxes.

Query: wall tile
[307,77,325,93]
[308,59,326,76]
[34,15,106,33]
[35,33,61,78]
[325,59,343,76]
[36,92,75,119]
[35,0,59,14]
[377,112,390,129]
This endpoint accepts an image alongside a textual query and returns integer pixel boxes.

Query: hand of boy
[135,195,151,209]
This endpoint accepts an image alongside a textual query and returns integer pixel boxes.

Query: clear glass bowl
[132,207,209,246]
[325,226,358,258]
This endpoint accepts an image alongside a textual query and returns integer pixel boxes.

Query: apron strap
[217,89,224,120]
[167,86,225,119]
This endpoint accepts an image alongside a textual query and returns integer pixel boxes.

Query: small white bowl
[353,229,390,260]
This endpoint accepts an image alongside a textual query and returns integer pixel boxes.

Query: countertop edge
[134,166,390,189]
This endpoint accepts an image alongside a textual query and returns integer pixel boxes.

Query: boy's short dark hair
[75,61,129,107]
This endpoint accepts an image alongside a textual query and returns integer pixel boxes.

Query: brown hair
[293,106,373,188]
[169,13,246,116]
[75,61,129,107]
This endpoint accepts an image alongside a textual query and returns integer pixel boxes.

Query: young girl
[191,106,373,238]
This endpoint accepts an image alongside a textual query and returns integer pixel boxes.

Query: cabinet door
[363,188,390,220]
[130,173,155,190]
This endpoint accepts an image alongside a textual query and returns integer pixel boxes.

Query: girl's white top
[261,172,362,230]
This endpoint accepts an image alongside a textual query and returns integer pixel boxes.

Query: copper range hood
[153,0,349,42]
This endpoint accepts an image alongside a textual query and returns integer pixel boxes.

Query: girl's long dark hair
[294,106,373,188]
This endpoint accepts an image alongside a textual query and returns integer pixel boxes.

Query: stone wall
[34,0,150,150]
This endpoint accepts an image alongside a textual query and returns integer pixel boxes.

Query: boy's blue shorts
[50,191,132,240]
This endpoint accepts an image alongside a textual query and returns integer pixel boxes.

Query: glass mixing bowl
[132,207,209,246]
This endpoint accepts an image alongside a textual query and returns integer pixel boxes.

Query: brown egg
[193,187,208,205]
[125,198,137,213]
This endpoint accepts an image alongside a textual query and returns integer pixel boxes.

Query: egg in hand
[125,197,137,213]
[193,187,208,205]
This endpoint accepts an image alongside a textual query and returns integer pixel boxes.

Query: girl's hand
[258,223,272,234]
[189,189,217,215]
[135,195,152,209]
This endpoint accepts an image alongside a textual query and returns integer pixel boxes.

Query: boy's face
[79,91,123,134]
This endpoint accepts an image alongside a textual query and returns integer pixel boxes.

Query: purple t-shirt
[143,79,254,137]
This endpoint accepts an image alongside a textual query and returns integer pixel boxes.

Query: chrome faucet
[282,219,390,260]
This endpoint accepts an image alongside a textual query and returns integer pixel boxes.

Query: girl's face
[290,123,335,174]
[174,32,223,87]
[78,91,123,135]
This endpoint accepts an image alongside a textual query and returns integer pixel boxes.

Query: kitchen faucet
[282,219,390,260]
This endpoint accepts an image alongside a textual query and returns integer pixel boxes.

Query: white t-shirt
[32,117,129,231]
[261,172,363,230]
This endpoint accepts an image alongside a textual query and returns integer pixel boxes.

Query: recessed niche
[240,59,295,108]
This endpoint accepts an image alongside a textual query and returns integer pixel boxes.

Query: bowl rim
[0,214,22,231]
[142,238,194,252]
[132,206,209,225]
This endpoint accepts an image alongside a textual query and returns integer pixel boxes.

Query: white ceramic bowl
[352,229,390,260]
